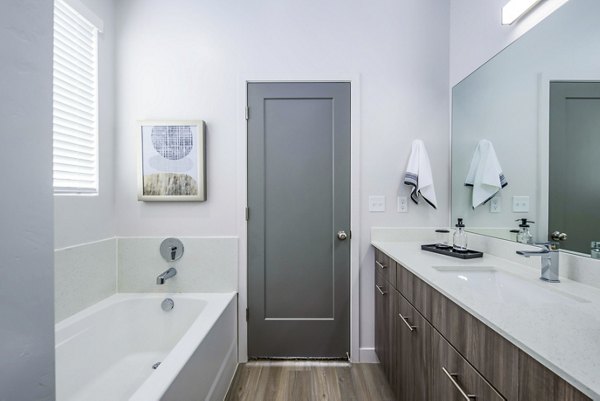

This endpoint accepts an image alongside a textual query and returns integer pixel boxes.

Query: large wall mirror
[451,0,600,256]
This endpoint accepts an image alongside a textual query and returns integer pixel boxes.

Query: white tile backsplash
[55,236,239,322]
[55,238,117,322]
[117,237,238,293]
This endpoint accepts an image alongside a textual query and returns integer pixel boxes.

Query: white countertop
[372,240,600,401]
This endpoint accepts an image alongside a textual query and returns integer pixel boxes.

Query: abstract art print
[137,120,206,201]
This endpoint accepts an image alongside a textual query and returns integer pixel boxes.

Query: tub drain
[152,362,161,370]
[161,298,174,311]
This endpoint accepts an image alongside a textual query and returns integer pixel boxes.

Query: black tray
[421,244,483,259]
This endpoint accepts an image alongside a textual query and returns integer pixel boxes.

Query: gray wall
[0,1,55,400]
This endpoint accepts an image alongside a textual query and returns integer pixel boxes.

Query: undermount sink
[433,265,496,272]
[432,266,589,305]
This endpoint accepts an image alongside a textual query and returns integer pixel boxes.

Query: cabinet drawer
[431,330,505,401]
[431,287,519,401]
[375,249,396,285]
[519,351,592,401]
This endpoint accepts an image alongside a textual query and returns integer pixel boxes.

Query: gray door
[549,81,600,254]
[247,82,351,358]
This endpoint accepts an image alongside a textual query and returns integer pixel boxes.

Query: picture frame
[137,120,206,201]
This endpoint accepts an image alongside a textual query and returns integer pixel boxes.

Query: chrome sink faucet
[516,242,560,282]
[156,267,177,285]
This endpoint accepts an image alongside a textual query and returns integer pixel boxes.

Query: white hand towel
[465,139,508,208]
[403,140,437,209]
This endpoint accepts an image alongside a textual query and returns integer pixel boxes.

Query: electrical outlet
[489,197,501,213]
[512,196,530,213]
[397,196,408,213]
[368,195,385,212]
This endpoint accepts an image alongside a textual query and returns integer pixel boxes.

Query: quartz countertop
[371,240,600,401]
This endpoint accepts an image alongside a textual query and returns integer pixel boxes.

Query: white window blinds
[53,0,99,194]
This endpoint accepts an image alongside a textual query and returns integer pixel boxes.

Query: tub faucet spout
[156,267,177,285]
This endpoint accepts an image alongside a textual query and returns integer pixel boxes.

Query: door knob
[551,231,568,241]
[337,231,348,241]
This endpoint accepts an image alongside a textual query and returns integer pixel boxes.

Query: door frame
[236,74,361,362]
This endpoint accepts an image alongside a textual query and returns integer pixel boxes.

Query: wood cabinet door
[374,269,390,377]
[393,289,431,401]
[431,330,505,401]
[519,351,592,401]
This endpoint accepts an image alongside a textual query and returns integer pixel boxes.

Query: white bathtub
[55,292,237,401]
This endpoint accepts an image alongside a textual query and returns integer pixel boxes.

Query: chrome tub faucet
[156,267,177,285]
[516,242,560,282]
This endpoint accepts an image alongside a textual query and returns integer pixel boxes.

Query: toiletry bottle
[453,218,468,252]
[516,219,534,244]
[592,241,600,259]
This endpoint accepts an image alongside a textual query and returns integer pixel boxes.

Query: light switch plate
[397,196,408,213]
[490,197,501,213]
[368,195,385,212]
[512,196,530,212]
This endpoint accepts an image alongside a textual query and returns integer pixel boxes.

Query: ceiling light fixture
[502,0,544,25]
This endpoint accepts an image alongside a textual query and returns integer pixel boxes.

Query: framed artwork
[137,120,206,201]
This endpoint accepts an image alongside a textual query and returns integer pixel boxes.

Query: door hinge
[246,308,249,321]
[245,207,250,221]
[245,106,249,120]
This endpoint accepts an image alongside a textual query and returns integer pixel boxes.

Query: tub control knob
[160,238,184,261]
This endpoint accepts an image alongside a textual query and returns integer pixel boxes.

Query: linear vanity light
[502,0,543,25]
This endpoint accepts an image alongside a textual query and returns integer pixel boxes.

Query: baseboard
[359,347,379,363]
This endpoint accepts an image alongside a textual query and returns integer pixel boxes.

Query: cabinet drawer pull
[441,367,476,400]
[398,312,417,332]
[376,261,387,270]
[375,285,386,295]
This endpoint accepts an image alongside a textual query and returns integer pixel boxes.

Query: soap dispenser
[453,218,468,252]
[516,218,534,244]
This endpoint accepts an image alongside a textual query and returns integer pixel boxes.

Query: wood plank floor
[224,361,395,401]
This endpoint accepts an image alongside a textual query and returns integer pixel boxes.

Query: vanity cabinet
[373,248,592,401]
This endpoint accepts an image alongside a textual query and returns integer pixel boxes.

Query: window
[53,0,99,194]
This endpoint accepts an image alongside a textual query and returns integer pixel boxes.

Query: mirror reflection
[451,0,600,256]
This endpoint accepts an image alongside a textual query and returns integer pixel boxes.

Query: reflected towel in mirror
[465,139,508,208]
[403,139,437,209]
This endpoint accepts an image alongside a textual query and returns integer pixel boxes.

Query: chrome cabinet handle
[398,312,417,332]
[375,285,386,295]
[376,261,386,270]
[442,367,476,400]
[337,231,348,240]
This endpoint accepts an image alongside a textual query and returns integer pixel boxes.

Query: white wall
[0,1,55,400]
[450,0,568,86]
[54,0,116,249]
[115,0,450,358]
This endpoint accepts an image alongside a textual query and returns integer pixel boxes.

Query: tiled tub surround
[55,237,238,321]
[118,237,238,293]
[371,228,600,400]
[55,292,237,401]
[55,238,117,322]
